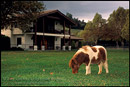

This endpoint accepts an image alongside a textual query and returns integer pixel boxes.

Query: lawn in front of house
[1,49,129,86]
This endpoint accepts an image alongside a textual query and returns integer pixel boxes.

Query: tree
[93,13,102,27]
[121,12,129,41]
[90,13,107,44]
[66,12,73,19]
[79,21,95,44]
[79,7,129,47]
[1,1,14,29]
[107,7,128,47]
[1,1,45,31]
[66,12,86,30]
[79,13,107,45]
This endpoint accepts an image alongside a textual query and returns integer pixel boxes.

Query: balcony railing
[25,28,70,34]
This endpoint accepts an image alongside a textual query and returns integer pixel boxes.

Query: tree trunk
[116,41,119,48]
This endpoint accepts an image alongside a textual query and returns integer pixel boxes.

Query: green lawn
[1,49,129,86]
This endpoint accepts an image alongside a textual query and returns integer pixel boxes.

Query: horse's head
[69,59,79,74]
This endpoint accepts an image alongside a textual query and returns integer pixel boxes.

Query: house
[1,10,83,50]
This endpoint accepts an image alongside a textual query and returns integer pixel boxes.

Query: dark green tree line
[66,12,86,30]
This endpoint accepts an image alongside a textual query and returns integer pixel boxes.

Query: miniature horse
[69,45,109,75]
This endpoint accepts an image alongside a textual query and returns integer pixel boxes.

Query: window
[17,37,21,46]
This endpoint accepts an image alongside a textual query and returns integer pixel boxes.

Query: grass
[1,49,129,86]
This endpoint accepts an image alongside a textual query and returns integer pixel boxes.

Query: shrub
[10,47,24,51]
[71,41,76,49]
[1,35,10,50]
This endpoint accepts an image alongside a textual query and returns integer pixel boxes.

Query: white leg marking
[86,65,90,75]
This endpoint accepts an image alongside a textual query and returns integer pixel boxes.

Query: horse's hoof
[98,72,102,74]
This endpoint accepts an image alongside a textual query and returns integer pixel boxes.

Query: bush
[9,47,24,51]
[71,41,76,49]
[1,35,10,50]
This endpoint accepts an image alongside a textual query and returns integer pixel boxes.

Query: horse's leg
[88,66,91,74]
[86,65,89,75]
[103,60,109,73]
[86,63,91,75]
[98,62,103,74]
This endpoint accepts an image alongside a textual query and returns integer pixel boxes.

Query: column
[42,17,45,51]
[68,25,71,51]
[62,21,66,50]
[34,22,37,50]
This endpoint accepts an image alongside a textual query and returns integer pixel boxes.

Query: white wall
[13,28,23,34]
[54,37,61,50]
[10,35,16,48]
[25,34,33,50]
[1,29,11,38]
[11,34,33,50]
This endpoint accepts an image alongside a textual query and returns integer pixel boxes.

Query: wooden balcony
[25,28,69,35]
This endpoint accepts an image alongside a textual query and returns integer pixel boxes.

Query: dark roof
[39,10,58,16]
[39,10,76,25]
[14,9,76,25]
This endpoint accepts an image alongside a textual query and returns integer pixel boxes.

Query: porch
[34,32,71,50]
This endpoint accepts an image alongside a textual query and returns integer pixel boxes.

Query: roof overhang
[37,32,70,38]
[63,36,83,40]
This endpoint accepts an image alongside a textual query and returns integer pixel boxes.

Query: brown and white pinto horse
[69,45,109,75]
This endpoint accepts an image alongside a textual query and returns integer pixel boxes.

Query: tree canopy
[121,12,129,41]
[79,13,107,44]
[79,7,129,47]
[66,12,86,30]
[108,7,127,41]
[1,1,45,31]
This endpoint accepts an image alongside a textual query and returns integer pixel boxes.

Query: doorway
[17,37,21,46]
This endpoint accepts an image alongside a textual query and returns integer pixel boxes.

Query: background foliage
[1,1,45,31]
[78,7,129,47]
